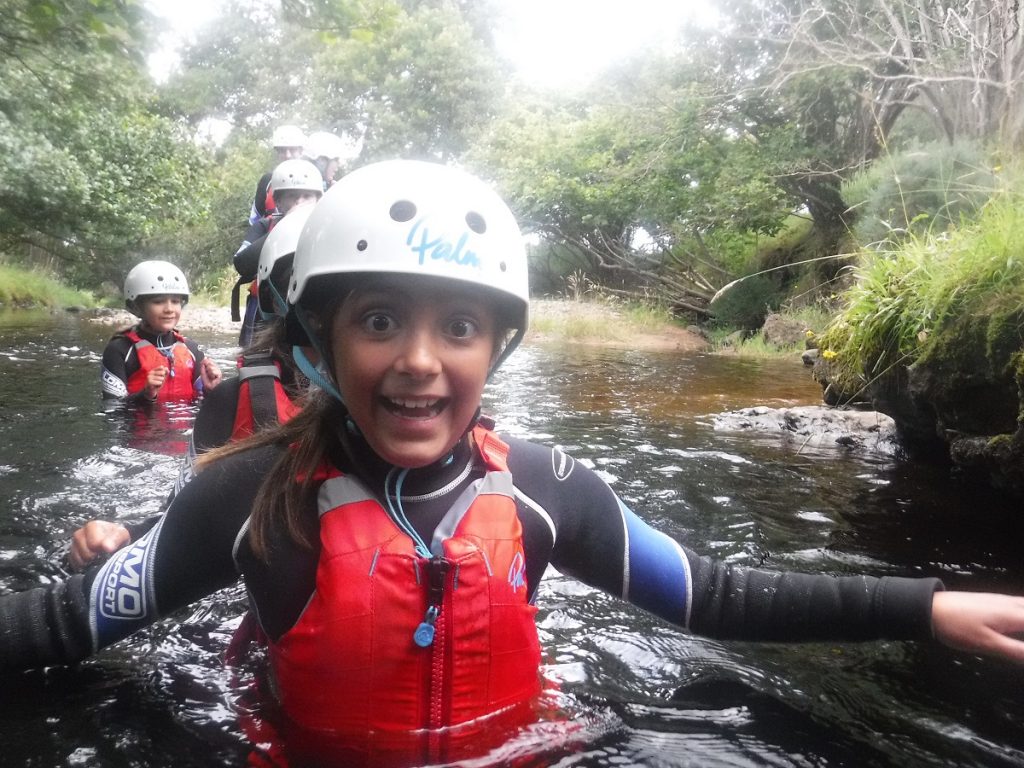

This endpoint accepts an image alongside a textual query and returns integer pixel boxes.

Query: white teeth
[392,398,439,409]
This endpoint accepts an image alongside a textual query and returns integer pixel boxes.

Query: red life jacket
[123,329,198,401]
[268,427,542,757]
[229,354,301,441]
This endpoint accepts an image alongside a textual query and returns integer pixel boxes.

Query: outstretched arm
[932,591,1024,662]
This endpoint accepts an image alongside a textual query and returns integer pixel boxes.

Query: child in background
[72,209,311,570]
[11,162,1024,768]
[232,158,323,347]
[101,260,222,403]
[248,124,305,226]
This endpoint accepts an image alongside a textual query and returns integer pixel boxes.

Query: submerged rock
[711,405,899,455]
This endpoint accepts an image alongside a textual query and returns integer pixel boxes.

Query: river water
[1,308,1022,767]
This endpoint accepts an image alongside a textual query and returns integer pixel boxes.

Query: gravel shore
[84,299,707,352]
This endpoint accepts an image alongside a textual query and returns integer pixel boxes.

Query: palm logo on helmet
[123,260,190,317]
[287,159,530,398]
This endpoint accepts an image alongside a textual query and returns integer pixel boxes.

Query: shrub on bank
[820,166,1024,400]
[0,264,95,309]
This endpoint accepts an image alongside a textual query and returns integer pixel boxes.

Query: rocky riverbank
[84,299,710,352]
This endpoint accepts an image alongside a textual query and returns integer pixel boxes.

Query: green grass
[711,302,833,357]
[527,297,683,344]
[0,264,96,309]
[820,164,1024,394]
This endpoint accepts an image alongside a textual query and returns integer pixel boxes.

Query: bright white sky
[146,0,717,88]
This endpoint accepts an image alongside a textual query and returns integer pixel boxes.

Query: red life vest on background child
[230,354,301,440]
[123,330,198,401]
[269,427,542,757]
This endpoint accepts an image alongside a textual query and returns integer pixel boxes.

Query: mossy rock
[909,302,1024,437]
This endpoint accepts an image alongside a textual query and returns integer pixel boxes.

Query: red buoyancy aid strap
[470,424,510,472]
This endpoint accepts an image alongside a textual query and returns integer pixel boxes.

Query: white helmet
[289,160,529,373]
[257,201,316,317]
[271,124,305,149]
[303,131,343,161]
[124,260,189,315]
[270,159,324,195]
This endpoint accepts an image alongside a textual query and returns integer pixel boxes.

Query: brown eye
[360,312,396,333]
[447,318,477,338]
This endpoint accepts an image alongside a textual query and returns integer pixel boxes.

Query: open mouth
[381,396,448,419]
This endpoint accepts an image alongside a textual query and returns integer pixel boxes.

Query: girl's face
[138,295,184,334]
[277,190,320,215]
[329,277,499,468]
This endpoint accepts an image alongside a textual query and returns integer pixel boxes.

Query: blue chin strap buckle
[292,345,343,402]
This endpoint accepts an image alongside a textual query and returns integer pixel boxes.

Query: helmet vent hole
[357,240,368,251]
[466,211,486,234]
[499,261,507,272]
[389,200,416,222]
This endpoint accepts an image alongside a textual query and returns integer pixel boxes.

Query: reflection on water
[1,312,1023,767]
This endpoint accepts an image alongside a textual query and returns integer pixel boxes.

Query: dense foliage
[0,0,1020,317]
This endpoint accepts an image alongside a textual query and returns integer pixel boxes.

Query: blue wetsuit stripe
[620,502,691,628]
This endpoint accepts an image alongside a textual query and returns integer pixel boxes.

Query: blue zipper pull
[414,605,439,647]
[413,557,451,648]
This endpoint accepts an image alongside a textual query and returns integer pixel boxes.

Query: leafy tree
[0,0,209,289]
[161,0,502,164]
[157,1,320,130]
[703,0,1024,256]
[475,56,793,315]
[307,2,503,162]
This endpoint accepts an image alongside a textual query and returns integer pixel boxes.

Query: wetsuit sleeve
[233,234,267,282]
[183,338,205,394]
[101,336,134,400]
[0,448,273,670]
[233,219,271,274]
[101,335,156,404]
[506,437,942,644]
[172,378,241,494]
[125,516,160,542]
[191,377,241,454]
[250,172,272,225]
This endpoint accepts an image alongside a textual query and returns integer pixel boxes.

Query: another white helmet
[270,159,325,195]
[271,124,305,149]
[289,160,529,372]
[257,202,316,317]
[303,131,344,161]
[123,260,189,315]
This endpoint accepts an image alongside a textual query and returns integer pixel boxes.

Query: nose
[394,328,442,379]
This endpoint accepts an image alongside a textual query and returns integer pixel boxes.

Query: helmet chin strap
[290,303,345,403]
[292,301,489,469]
[488,327,525,381]
[292,345,343,403]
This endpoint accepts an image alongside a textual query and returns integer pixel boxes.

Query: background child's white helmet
[302,131,344,161]
[123,260,189,315]
[271,124,305,149]
[289,159,529,329]
[270,159,325,195]
[257,202,316,317]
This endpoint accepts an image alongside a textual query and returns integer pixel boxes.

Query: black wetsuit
[249,171,272,224]
[232,216,279,347]
[0,421,941,669]
[100,326,208,402]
